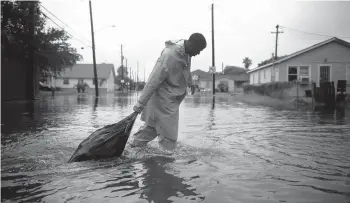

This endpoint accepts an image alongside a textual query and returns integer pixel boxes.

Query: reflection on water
[212,96,215,110]
[1,93,350,203]
[137,156,204,203]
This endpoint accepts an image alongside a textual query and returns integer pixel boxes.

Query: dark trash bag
[68,112,138,163]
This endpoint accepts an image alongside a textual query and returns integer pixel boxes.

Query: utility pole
[271,25,283,82]
[126,58,129,92]
[26,1,35,100]
[222,62,224,74]
[271,24,283,60]
[211,3,216,95]
[129,61,132,91]
[89,0,99,97]
[121,44,124,93]
[132,70,134,90]
[136,61,139,91]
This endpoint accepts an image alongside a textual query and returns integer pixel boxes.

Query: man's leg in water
[131,124,177,151]
[156,125,177,151]
[131,125,157,147]
[158,136,177,151]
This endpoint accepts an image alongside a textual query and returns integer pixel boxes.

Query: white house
[191,69,249,92]
[247,37,350,93]
[47,63,116,93]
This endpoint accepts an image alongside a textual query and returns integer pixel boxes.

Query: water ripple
[1,93,350,203]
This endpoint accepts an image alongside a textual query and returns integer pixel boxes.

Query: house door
[319,65,331,83]
[219,81,229,92]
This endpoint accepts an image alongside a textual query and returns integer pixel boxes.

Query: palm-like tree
[242,57,252,70]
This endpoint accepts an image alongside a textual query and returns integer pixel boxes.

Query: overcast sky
[41,0,350,81]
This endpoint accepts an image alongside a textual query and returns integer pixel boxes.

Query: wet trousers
[131,124,177,150]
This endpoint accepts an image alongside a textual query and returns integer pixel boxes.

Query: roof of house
[192,69,209,77]
[247,37,350,73]
[58,63,116,79]
[191,69,249,81]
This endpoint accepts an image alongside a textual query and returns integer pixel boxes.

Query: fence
[312,80,348,105]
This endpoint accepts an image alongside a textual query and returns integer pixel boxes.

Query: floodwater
[1,92,350,203]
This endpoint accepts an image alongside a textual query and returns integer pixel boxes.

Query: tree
[116,65,128,78]
[223,66,246,75]
[257,54,288,67]
[1,1,82,76]
[115,65,131,85]
[242,57,252,70]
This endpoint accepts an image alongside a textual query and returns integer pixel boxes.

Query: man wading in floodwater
[132,33,207,151]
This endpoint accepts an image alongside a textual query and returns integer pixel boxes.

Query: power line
[40,10,92,48]
[280,25,350,39]
[39,6,113,65]
[39,3,92,45]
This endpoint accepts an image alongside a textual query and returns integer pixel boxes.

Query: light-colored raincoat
[137,39,192,143]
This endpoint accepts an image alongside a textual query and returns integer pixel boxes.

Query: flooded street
[1,93,350,203]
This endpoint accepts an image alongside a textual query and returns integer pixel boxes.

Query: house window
[288,66,298,81]
[63,78,69,84]
[299,66,310,82]
[288,66,310,82]
[264,69,266,79]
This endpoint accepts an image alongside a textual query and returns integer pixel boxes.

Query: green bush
[243,81,294,96]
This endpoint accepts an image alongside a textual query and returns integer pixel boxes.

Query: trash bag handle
[124,112,139,134]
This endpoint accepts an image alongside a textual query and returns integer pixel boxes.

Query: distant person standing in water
[132,33,207,150]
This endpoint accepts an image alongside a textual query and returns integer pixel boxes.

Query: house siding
[279,42,350,89]
[56,78,80,88]
[253,71,259,84]
[249,41,350,92]
[55,77,113,92]
[199,81,206,89]
[249,68,271,84]
[106,70,115,92]
[261,67,272,83]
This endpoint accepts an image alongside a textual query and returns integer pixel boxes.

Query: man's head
[185,33,207,57]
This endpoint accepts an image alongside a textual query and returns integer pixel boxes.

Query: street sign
[121,80,124,83]
[209,66,216,74]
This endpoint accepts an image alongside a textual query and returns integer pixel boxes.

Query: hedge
[242,81,295,96]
